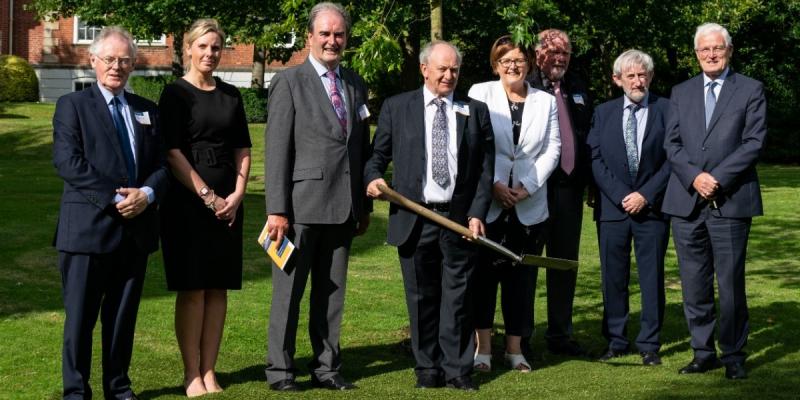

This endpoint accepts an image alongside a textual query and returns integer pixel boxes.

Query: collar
[309,55,341,78]
[97,83,127,106]
[703,67,729,86]
[422,85,454,107]
[623,93,649,109]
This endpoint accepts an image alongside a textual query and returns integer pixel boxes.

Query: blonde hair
[185,18,226,51]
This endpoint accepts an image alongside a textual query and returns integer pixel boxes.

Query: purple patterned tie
[554,81,575,175]
[325,70,347,136]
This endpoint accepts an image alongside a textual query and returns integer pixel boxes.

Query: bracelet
[204,191,217,212]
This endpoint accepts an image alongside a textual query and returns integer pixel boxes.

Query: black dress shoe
[678,357,723,374]
[311,374,356,390]
[122,393,139,400]
[598,347,629,362]
[270,378,300,391]
[415,374,444,388]
[446,375,478,391]
[548,339,587,356]
[641,351,662,366]
[724,362,748,380]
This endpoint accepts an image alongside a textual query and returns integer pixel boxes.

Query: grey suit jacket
[662,70,766,218]
[364,89,495,246]
[265,59,372,224]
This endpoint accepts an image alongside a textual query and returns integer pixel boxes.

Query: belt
[423,202,450,212]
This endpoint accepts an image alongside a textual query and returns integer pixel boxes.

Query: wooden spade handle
[376,183,474,238]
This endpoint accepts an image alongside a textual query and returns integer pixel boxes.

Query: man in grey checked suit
[264,2,372,391]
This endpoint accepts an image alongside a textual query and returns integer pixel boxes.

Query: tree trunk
[400,15,421,91]
[171,32,184,77]
[251,46,266,88]
[430,0,443,41]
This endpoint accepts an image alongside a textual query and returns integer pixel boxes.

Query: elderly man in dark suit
[588,49,671,367]
[663,22,766,380]
[526,28,593,356]
[52,26,168,400]
[365,40,494,391]
[264,2,372,392]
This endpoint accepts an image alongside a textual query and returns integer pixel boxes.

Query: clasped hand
[692,172,720,200]
[493,182,529,209]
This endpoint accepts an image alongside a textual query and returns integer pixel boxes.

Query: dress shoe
[311,374,356,390]
[270,379,300,391]
[548,339,587,356]
[446,375,478,391]
[678,357,723,374]
[598,347,629,362]
[641,351,662,366]
[122,393,139,400]
[724,362,748,380]
[415,374,444,388]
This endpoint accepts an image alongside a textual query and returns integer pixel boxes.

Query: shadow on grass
[0,113,30,119]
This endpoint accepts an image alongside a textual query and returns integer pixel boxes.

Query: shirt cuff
[113,187,155,204]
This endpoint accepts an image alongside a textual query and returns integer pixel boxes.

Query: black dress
[158,77,252,291]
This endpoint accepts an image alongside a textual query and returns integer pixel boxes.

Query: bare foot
[184,376,207,397]
[203,371,223,393]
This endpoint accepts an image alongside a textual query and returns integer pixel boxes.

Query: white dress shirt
[422,86,458,203]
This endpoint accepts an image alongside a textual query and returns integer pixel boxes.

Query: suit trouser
[530,180,584,345]
[672,207,750,364]
[59,239,147,400]
[598,217,668,353]
[265,222,354,384]
[398,213,476,381]
[474,210,541,337]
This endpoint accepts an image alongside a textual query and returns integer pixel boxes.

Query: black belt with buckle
[424,202,450,212]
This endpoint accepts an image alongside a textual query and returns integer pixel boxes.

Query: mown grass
[0,102,797,399]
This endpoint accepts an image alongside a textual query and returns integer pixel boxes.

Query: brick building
[1,0,307,101]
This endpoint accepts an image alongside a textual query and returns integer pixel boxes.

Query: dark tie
[553,80,575,175]
[325,70,348,136]
[111,97,136,185]
[431,98,450,188]
[624,104,640,180]
[705,81,718,129]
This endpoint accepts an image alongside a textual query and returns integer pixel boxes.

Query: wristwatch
[199,186,211,198]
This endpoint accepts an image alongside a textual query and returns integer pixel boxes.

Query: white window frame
[73,16,167,46]
[73,80,94,92]
[274,31,296,49]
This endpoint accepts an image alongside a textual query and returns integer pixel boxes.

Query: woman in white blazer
[468,35,561,373]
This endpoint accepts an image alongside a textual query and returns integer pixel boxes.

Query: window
[74,81,93,92]
[73,17,102,44]
[274,31,296,49]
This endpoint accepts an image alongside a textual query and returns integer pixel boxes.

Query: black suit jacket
[662,70,766,218]
[53,84,168,254]
[364,89,495,246]
[588,94,671,221]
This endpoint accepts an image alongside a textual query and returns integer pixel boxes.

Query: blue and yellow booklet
[257,222,295,270]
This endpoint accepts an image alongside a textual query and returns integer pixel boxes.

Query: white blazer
[468,80,561,225]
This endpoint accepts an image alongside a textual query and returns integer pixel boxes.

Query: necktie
[325,70,348,136]
[553,81,575,175]
[431,98,450,188]
[111,97,136,185]
[624,104,640,181]
[705,81,718,129]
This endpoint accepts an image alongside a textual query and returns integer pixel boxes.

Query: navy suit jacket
[588,94,671,222]
[364,89,495,246]
[662,71,766,218]
[53,84,168,254]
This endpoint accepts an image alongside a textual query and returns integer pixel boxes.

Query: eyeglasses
[695,45,728,56]
[544,49,571,57]
[497,58,528,67]
[97,56,133,67]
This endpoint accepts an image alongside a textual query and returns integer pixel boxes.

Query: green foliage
[0,55,39,102]
[238,87,268,123]
[128,75,176,103]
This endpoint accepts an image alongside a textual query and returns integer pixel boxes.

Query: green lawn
[1,102,798,399]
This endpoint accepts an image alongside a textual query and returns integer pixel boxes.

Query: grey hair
[613,49,654,76]
[694,22,733,49]
[307,2,351,35]
[419,40,463,65]
[89,26,137,59]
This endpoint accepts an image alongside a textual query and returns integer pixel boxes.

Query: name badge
[572,94,585,106]
[134,111,151,125]
[454,102,470,116]
[358,104,371,121]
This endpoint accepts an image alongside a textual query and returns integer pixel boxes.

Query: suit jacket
[662,70,766,218]
[364,89,495,246]
[53,83,168,254]
[588,94,671,222]
[468,80,560,225]
[265,58,372,224]
[528,70,593,186]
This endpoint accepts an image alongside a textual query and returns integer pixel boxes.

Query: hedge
[0,55,39,102]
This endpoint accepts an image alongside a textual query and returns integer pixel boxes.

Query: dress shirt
[422,86,458,203]
[308,55,348,130]
[622,94,649,160]
[703,67,729,102]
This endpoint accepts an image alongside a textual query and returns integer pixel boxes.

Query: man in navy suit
[52,26,168,399]
[587,50,670,367]
[663,23,766,380]
[365,41,494,391]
